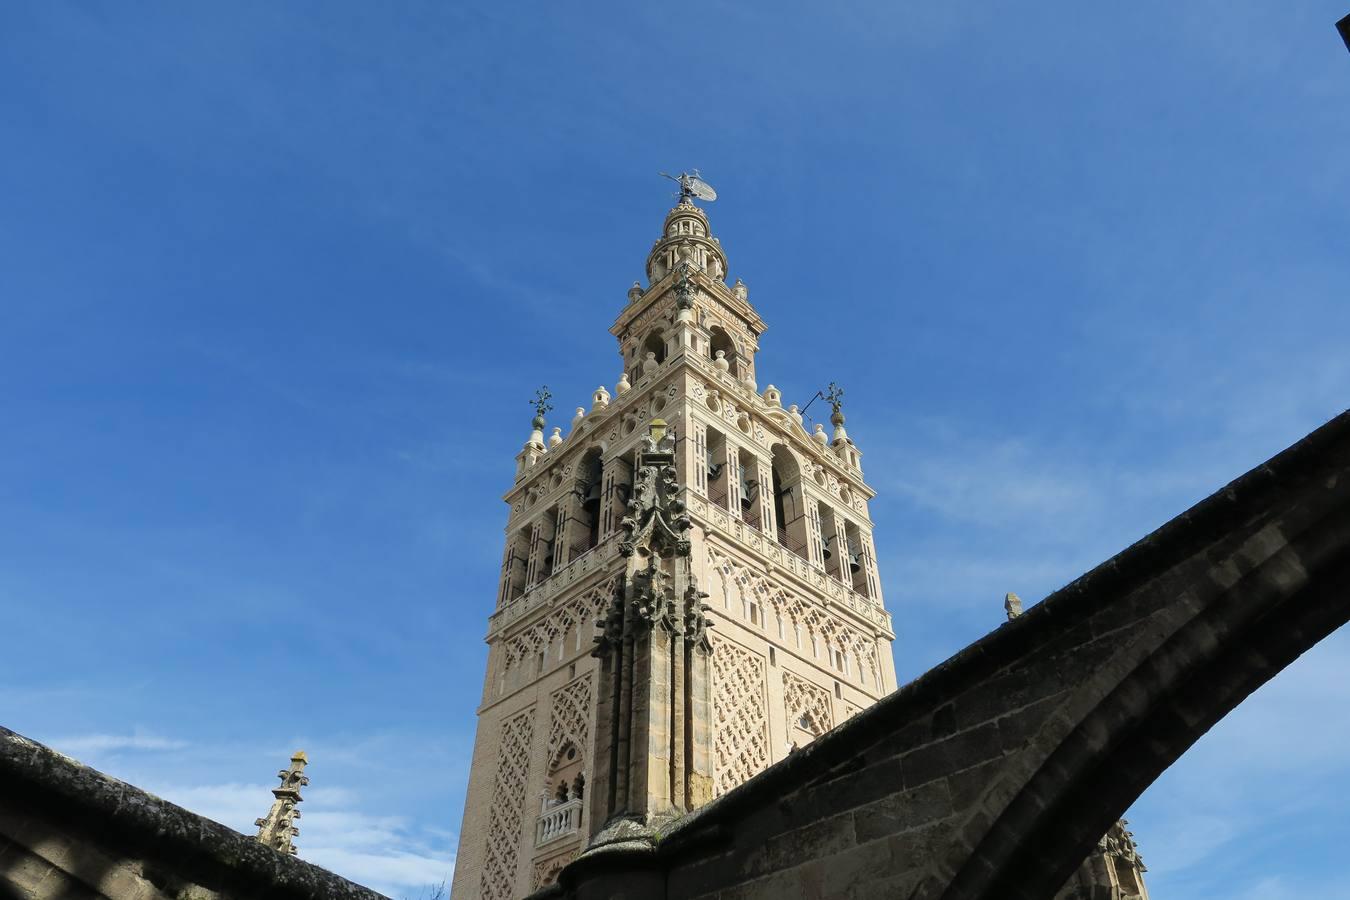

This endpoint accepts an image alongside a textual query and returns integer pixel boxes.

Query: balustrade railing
[776,528,809,560]
[535,797,583,846]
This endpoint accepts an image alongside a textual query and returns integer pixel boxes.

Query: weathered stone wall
[0,727,385,900]
[534,410,1350,900]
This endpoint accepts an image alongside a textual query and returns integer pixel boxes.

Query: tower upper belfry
[645,200,728,286]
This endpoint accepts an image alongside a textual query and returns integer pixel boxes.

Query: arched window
[705,428,730,510]
[539,505,560,578]
[503,525,531,604]
[771,445,810,561]
[843,519,872,598]
[570,450,603,561]
[643,330,668,365]
[738,447,761,530]
[818,501,845,581]
[709,326,739,377]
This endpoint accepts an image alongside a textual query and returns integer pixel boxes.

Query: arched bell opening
[709,326,739,378]
[770,444,810,561]
[643,329,668,365]
[569,450,603,562]
[705,428,730,510]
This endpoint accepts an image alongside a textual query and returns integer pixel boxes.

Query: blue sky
[2,2,1347,897]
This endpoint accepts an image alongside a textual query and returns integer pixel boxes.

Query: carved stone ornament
[588,420,717,835]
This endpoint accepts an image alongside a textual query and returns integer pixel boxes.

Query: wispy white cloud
[303,848,453,897]
[146,777,456,897]
[32,728,459,899]
[152,781,274,829]
[49,730,190,756]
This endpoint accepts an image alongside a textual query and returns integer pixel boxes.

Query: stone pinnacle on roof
[254,750,309,855]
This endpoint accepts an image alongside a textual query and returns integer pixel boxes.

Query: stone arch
[939,423,1350,900]
[708,325,738,377]
[642,329,668,365]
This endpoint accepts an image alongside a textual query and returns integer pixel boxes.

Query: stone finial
[616,371,632,395]
[628,281,643,303]
[255,750,309,855]
[788,404,804,427]
[592,385,611,412]
[549,427,564,448]
[733,278,748,301]
[526,386,552,450]
[812,423,829,447]
[713,350,730,372]
[825,382,849,444]
[1005,592,1024,620]
[571,407,586,432]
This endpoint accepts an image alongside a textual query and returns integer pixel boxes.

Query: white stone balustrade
[535,797,583,846]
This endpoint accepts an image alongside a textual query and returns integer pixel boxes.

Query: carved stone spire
[254,750,308,855]
[589,420,715,838]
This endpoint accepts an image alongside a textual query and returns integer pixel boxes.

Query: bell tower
[451,179,897,900]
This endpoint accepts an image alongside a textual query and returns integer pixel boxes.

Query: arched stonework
[707,545,881,686]
[711,635,769,795]
[480,708,535,900]
[532,847,581,891]
[546,673,593,771]
[501,578,617,670]
[783,670,833,740]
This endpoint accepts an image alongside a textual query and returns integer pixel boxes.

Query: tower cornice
[612,266,766,341]
[500,353,877,513]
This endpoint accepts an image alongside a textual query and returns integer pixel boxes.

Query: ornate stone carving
[531,847,581,891]
[711,636,769,795]
[547,674,593,771]
[481,709,535,900]
[589,421,716,834]
[706,545,881,686]
[783,670,833,739]
[253,751,308,855]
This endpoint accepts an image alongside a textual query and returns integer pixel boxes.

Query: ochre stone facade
[450,189,897,899]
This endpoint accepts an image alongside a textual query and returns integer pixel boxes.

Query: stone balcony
[535,797,583,847]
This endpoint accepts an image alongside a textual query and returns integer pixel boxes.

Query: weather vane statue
[659,169,718,204]
[825,382,845,415]
[531,385,553,425]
